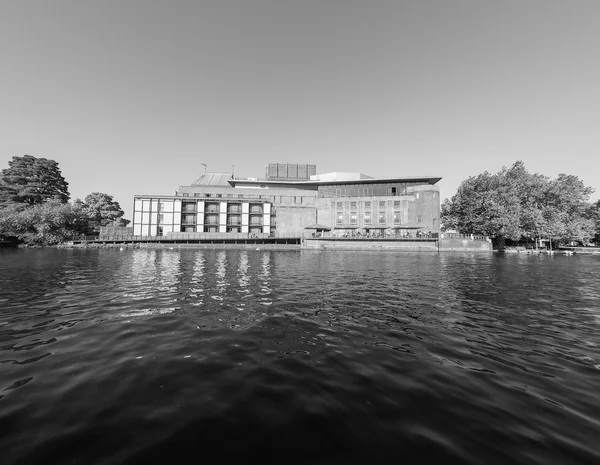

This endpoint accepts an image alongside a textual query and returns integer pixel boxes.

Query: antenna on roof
[232,164,235,179]
[201,163,207,174]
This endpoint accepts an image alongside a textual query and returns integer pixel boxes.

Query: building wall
[133,180,440,238]
[273,205,316,237]
[313,185,440,234]
[133,197,271,237]
[266,163,316,181]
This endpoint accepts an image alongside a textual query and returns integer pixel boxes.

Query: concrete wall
[302,239,438,251]
[273,205,316,237]
[438,238,492,252]
[302,237,492,252]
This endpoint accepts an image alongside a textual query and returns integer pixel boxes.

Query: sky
[1,0,599,221]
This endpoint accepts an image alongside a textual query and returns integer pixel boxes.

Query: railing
[442,233,488,241]
[320,230,441,239]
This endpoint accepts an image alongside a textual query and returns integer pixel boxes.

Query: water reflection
[237,251,250,292]
[3,249,600,465]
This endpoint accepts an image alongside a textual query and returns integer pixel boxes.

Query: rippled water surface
[1,248,599,464]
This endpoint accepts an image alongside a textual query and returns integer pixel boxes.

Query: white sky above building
[1,0,599,220]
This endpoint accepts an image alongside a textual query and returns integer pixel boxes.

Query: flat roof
[230,176,442,187]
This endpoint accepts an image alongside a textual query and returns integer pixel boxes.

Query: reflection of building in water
[132,163,441,238]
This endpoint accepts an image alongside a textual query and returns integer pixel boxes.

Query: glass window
[350,212,357,224]
[378,212,385,224]
[336,213,343,224]
[350,202,357,209]
[336,202,343,210]
[364,201,371,209]
[364,212,371,224]
[158,214,164,223]
[433,218,437,226]
[393,211,400,224]
[379,201,386,208]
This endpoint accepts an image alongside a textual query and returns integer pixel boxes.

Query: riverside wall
[438,237,493,252]
[302,237,492,252]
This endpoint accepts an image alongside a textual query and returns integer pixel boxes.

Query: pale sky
[2,0,599,221]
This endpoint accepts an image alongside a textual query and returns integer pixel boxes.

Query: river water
[1,248,599,464]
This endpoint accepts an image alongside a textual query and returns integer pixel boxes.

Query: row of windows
[179,192,307,203]
[335,213,437,226]
[180,225,265,233]
[318,182,434,198]
[337,211,408,225]
[181,202,264,214]
[334,192,435,211]
[337,200,406,210]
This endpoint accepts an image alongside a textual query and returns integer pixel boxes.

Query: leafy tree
[0,200,83,245]
[586,200,600,244]
[441,165,523,242]
[0,155,70,205]
[441,161,595,246]
[76,192,129,234]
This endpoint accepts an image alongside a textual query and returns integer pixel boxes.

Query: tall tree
[585,199,600,244]
[0,155,70,205]
[77,192,129,234]
[441,161,595,246]
[440,165,523,241]
[0,200,83,245]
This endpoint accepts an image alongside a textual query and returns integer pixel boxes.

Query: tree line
[0,155,129,245]
[441,161,600,247]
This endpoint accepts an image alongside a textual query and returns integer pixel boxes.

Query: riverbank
[500,246,600,255]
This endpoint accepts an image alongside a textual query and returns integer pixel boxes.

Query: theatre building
[132,163,441,239]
